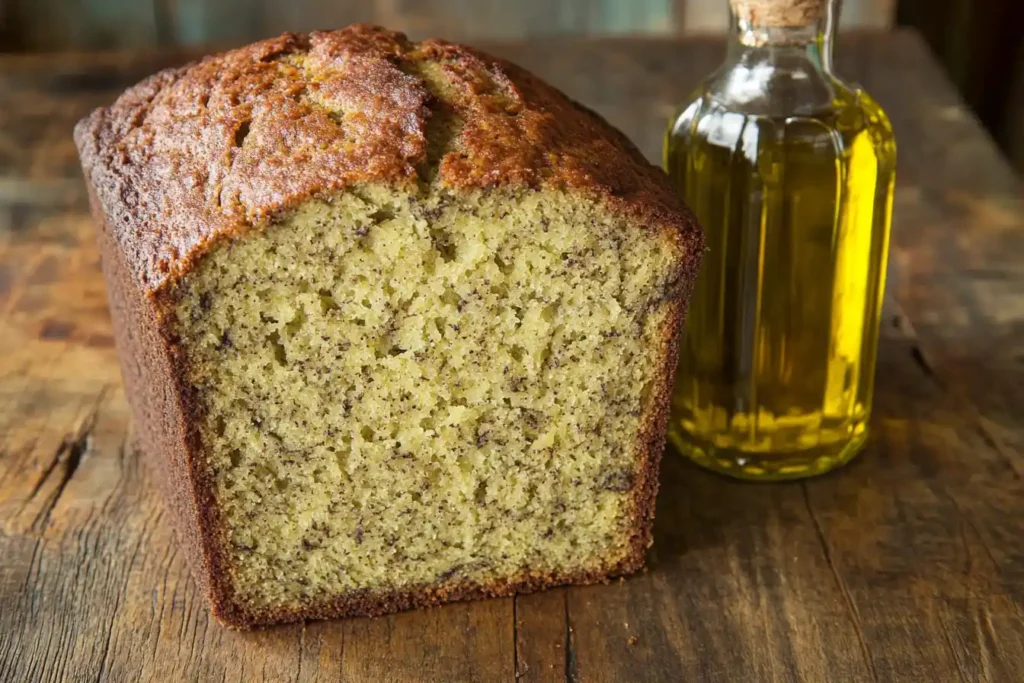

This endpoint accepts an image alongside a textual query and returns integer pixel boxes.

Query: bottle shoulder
[668,51,894,135]
[666,77,896,164]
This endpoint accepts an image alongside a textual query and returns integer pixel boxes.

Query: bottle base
[668,429,867,482]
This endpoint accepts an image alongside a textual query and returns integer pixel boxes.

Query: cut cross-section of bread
[75,25,703,628]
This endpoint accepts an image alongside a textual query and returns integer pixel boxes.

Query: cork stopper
[729,0,828,27]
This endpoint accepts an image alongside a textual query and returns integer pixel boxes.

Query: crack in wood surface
[512,594,520,679]
[295,622,306,683]
[564,590,577,683]
[946,493,976,581]
[910,344,940,382]
[801,483,880,683]
[27,387,109,532]
[887,297,943,386]
[939,618,972,683]
[94,531,146,683]
[888,297,1021,478]
[974,420,1022,480]
[333,617,343,681]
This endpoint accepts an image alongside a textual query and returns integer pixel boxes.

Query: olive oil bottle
[663,0,896,480]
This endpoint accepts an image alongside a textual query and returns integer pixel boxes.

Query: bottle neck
[708,1,839,115]
[727,4,835,74]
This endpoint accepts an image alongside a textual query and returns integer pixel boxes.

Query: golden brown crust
[85,186,227,614]
[73,24,699,296]
[75,24,704,629]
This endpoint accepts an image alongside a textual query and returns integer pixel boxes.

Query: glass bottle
[663,0,896,480]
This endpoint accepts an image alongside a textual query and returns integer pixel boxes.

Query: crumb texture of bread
[74,24,702,627]
[178,185,679,615]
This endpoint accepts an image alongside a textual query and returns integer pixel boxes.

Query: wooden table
[2,31,1023,682]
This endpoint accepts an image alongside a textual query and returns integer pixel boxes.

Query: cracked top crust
[74,24,699,296]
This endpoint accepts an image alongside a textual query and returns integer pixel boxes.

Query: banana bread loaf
[74,24,703,628]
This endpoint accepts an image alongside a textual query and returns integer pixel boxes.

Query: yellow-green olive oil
[664,85,896,480]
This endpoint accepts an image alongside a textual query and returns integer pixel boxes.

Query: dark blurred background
[0,0,1021,174]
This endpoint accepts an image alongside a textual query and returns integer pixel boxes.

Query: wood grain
[1,31,1023,683]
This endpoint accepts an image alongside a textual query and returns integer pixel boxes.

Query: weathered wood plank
[563,457,879,682]
[799,31,1024,682]
[0,31,1022,683]
[514,589,568,682]
[340,599,514,682]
